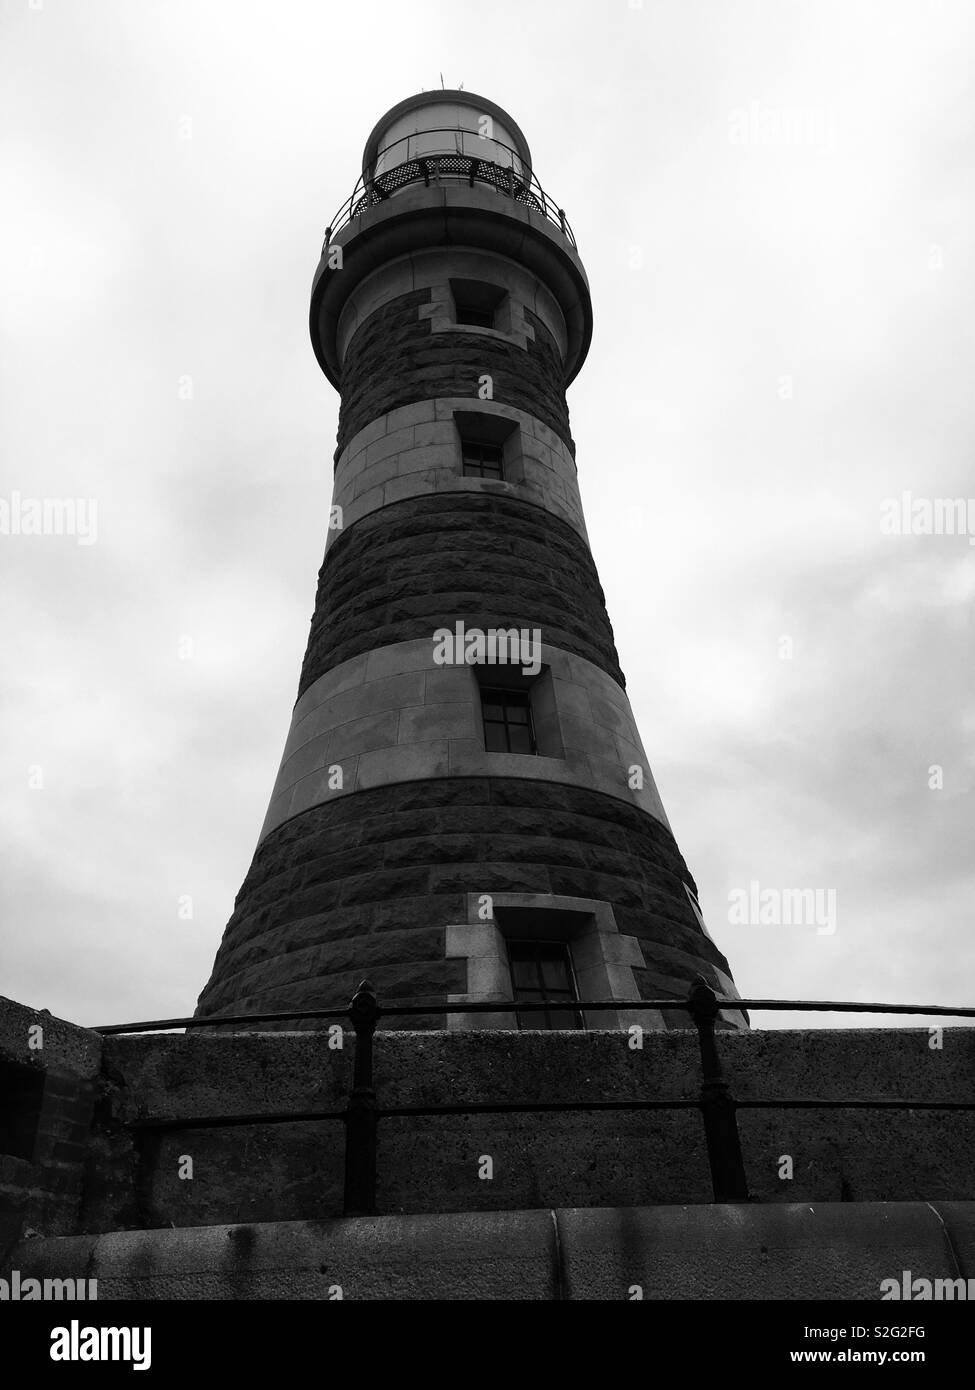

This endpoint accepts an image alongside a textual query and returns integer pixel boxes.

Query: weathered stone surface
[7,1209,561,1300]
[0,998,102,1260]
[195,779,725,1025]
[336,290,573,456]
[9,1201,973,1299]
[557,1202,959,1301]
[298,494,624,695]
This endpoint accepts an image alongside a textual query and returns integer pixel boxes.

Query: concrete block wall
[70,1025,975,1237]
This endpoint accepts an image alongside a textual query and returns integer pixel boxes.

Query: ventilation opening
[0,1059,45,1161]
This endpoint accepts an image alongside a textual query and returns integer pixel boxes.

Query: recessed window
[455,305,495,328]
[481,686,536,754]
[507,941,583,1029]
[462,439,505,480]
[450,278,506,329]
[453,410,521,484]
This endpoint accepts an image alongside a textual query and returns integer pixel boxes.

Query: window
[455,304,495,329]
[507,941,583,1029]
[481,686,536,754]
[453,410,520,484]
[450,278,506,330]
[462,439,505,480]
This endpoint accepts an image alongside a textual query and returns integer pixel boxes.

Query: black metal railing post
[343,979,379,1215]
[687,977,749,1202]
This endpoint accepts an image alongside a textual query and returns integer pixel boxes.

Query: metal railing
[319,129,576,257]
[95,981,975,1216]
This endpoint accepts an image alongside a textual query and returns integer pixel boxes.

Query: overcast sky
[1,0,972,1032]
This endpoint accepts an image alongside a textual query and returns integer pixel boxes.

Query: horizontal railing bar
[123,1096,975,1133]
[377,1101,700,1117]
[373,998,685,1016]
[128,1100,702,1130]
[723,1000,975,1017]
[735,1099,975,1111]
[130,1109,347,1131]
[94,999,684,1033]
[95,1006,352,1034]
[94,995,975,1034]
[390,1099,975,1115]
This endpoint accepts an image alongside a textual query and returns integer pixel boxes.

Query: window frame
[461,437,506,480]
[480,684,537,755]
[506,939,585,1030]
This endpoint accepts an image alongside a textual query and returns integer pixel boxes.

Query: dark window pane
[541,955,572,989]
[457,306,494,328]
[507,725,533,754]
[484,722,508,752]
[506,941,582,1031]
[510,958,538,989]
[481,688,536,755]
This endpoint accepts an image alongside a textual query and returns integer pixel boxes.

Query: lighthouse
[196,91,743,1031]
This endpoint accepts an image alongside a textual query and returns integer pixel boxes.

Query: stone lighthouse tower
[196,91,742,1030]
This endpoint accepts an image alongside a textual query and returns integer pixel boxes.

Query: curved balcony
[320,130,576,256]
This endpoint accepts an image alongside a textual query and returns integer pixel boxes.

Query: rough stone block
[8,1211,560,1300]
[385,401,437,432]
[558,1203,955,1301]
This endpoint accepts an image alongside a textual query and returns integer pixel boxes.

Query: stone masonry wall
[194,778,729,1025]
[298,494,624,698]
[335,290,572,457]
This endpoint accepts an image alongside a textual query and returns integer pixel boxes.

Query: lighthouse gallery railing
[319,130,577,256]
